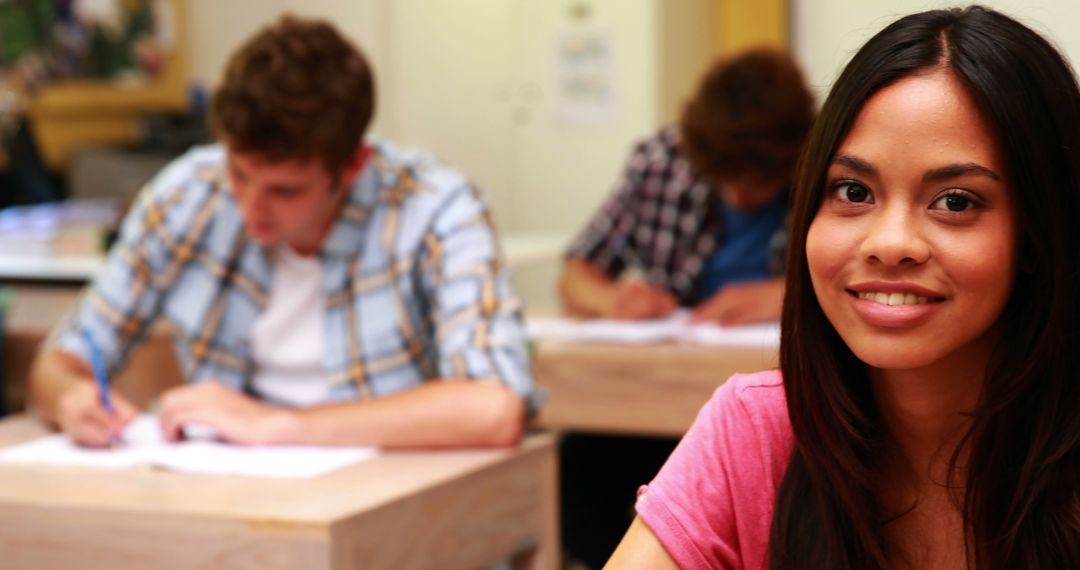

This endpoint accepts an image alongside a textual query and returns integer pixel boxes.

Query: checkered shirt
[49,141,537,409]
[566,126,787,304]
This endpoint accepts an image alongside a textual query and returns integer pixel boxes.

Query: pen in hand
[81,328,114,416]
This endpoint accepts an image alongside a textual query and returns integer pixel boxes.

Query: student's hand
[608,279,680,320]
[690,278,784,326]
[56,382,138,448]
[158,382,293,445]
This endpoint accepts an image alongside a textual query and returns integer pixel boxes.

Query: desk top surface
[0,228,566,283]
[532,337,779,436]
[0,255,101,282]
[0,416,554,527]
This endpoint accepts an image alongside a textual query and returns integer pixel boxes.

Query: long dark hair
[772,6,1080,568]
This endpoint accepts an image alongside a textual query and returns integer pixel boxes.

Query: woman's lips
[847,289,946,328]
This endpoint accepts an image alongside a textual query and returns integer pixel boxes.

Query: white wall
[343,0,710,235]
[793,0,1080,100]
[185,0,711,236]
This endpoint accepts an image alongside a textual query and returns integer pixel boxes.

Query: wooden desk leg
[511,442,561,570]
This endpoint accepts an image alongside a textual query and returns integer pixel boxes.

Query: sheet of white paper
[0,415,379,479]
[526,310,780,348]
[0,434,149,469]
[527,314,684,344]
[680,321,781,348]
[149,441,376,479]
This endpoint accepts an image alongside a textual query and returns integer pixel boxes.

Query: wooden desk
[0,207,110,284]
[0,416,559,569]
[0,255,101,283]
[532,339,779,437]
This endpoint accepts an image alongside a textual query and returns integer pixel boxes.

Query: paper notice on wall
[554,28,617,127]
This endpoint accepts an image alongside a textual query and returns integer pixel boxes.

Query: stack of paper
[0,198,120,257]
[526,309,781,347]
[0,415,379,479]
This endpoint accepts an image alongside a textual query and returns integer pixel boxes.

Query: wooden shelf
[25,0,189,170]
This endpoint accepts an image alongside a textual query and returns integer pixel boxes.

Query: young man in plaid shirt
[562,49,815,327]
[29,17,535,449]
[559,49,815,569]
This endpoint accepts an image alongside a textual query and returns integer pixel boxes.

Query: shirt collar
[319,158,379,258]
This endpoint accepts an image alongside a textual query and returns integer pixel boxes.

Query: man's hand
[158,382,293,445]
[56,382,138,448]
[690,278,784,326]
[609,279,680,320]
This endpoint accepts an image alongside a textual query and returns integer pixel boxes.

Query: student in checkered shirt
[558,49,815,570]
[562,49,815,327]
[28,16,535,449]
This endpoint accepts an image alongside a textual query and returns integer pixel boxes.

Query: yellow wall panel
[715,0,788,55]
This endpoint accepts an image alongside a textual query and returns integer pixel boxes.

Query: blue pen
[81,329,114,415]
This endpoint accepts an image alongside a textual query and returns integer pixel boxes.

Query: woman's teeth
[857,292,932,306]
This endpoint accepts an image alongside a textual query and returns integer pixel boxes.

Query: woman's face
[806,70,1017,374]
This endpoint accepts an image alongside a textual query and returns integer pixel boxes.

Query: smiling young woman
[605,6,1080,570]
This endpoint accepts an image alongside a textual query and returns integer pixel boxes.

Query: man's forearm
[271,379,527,448]
[28,348,94,424]
[560,258,618,318]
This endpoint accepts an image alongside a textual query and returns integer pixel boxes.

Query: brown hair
[210,15,375,175]
[680,48,814,182]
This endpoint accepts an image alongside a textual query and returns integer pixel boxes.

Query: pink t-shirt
[636,370,793,570]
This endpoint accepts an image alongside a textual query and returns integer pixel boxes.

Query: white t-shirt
[250,246,334,407]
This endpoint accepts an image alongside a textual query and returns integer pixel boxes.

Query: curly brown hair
[210,16,375,175]
[680,48,814,182]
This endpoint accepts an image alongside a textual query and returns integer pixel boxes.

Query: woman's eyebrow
[922,163,1001,182]
[832,154,876,175]
[832,155,1001,183]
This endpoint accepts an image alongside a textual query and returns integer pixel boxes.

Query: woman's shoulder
[711,370,790,436]
[658,368,793,496]
[724,368,785,394]
[701,369,794,492]
[634,369,792,570]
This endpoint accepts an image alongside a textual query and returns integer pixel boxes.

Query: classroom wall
[376,0,716,235]
[379,0,656,235]
[792,0,1080,99]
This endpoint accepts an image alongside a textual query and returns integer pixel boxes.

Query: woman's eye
[931,193,976,212]
[834,182,873,204]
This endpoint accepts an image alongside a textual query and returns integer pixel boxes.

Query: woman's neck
[868,345,993,569]
[870,355,984,483]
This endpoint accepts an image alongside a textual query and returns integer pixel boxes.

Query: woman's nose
[859,205,930,266]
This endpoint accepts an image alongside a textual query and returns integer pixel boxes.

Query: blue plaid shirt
[50,142,537,409]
